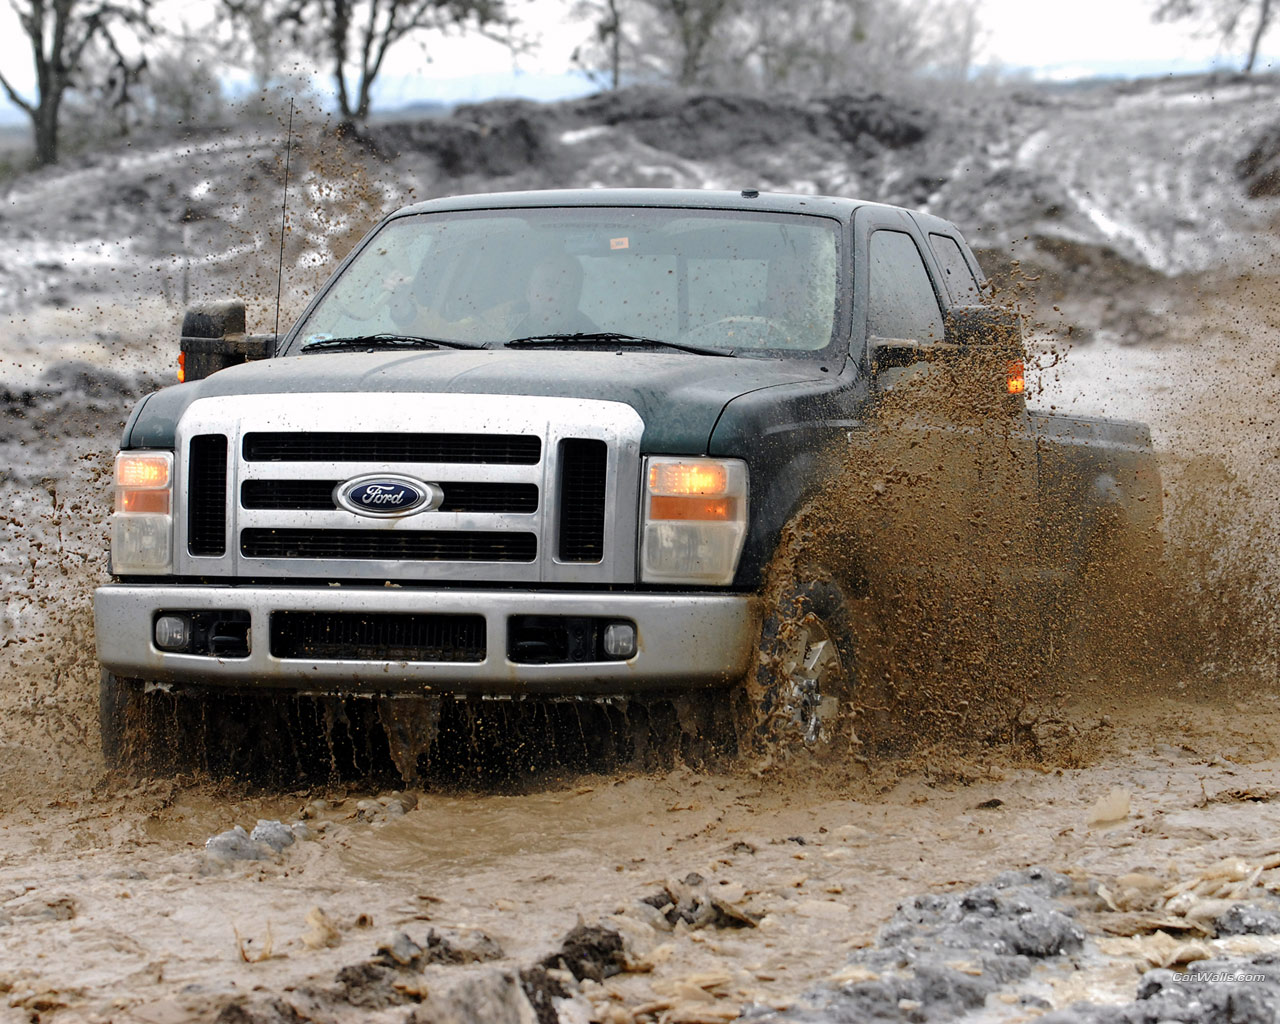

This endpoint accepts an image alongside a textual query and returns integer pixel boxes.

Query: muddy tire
[749,578,859,759]
[99,672,259,777]
[99,670,144,771]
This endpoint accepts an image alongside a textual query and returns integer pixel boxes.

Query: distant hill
[1,74,1278,382]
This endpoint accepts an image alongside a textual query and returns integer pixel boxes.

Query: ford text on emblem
[334,475,444,517]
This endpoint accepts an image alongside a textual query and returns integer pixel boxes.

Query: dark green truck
[94,188,1161,761]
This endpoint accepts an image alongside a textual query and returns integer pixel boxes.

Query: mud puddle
[4,693,1280,1023]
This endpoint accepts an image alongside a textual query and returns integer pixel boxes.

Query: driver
[388,252,598,342]
[509,253,600,337]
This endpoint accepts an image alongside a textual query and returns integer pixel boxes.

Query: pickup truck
[94,188,1162,773]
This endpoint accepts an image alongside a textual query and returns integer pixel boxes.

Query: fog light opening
[603,622,637,660]
[154,614,191,652]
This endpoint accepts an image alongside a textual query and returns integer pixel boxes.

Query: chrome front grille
[243,431,542,464]
[239,479,539,513]
[172,393,644,585]
[187,434,228,556]
[240,527,538,562]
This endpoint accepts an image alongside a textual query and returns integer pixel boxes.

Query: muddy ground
[2,78,1280,1023]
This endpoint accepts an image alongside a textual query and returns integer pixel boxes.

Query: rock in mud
[375,927,504,969]
[1214,903,1280,936]
[332,962,423,1009]
[640,874,762,930]
[539,923,626,983]
[746,867,1083,1022]
[205,825,273,862]
[214,999,306,1024]
[250,820,295,852]
[1040,956,1280,1023]
[377,932,425,968]
[414,969,540,1024]
[301,907,341,950]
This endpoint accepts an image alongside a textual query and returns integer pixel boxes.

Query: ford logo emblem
[334,475,443,517]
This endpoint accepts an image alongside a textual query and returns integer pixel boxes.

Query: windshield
[289,206,841,356]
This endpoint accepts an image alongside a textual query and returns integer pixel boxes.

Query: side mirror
[869,305,1027,398]
[944,304,1023,353]
[179,300,278,382]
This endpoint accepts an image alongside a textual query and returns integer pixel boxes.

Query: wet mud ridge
[748,867,1085,1021]
[182,860,1280,1024]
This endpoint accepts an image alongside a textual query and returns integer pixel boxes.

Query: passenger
[762,260,824,349]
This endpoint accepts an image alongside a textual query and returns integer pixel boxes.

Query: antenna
[273,98,295,342]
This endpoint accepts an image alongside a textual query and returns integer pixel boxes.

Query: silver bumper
[94,584,757,695]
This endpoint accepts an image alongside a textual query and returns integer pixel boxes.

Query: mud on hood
[125,348,827,453]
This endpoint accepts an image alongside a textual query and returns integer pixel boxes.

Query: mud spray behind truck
[93,188,1163,774]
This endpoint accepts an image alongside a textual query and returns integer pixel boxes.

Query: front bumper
[94,584,758,695]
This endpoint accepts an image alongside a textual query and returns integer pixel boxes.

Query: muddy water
[5,708,1280,1022]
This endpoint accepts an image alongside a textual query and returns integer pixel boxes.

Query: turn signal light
[116,453,171,489]
[648,462,728,496]
[178,351,186,383]
[1006,360,1026,395]
[119,490,170,514]
[648,496,738,522]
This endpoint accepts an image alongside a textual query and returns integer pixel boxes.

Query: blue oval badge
[335,475,442,517]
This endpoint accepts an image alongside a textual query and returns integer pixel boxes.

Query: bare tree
[226,0,513,123]
[1155,0,1275,72]
[572,0,627,89]
[630,0,739,86]
[712,0,980,95]
[0,0,154,166]
[602,0,987,94]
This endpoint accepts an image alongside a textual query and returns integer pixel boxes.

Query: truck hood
[125,348,828,453]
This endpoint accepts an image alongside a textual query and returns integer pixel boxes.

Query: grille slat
[242,528,537,562]
[243,432,541,464]
[271,611,486,662]
[188,434,228,556]
[558,439,608,562]
[241,480,538,514]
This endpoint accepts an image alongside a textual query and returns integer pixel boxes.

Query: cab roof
[395,187,888,221]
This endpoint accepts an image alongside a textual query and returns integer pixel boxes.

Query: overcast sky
[0,0,1270,123]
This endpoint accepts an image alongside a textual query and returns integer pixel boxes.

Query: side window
[928,233,982,304]
[866,230,944,343]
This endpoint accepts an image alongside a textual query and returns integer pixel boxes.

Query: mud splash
[741,307,1276,776]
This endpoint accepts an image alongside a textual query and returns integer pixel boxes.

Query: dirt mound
[1237,122,1280,197]
[366,86,932,177]
[369,100,552,177]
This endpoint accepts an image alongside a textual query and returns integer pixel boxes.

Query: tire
[99,670,236,776]
[749,577,860,759]
[99,670,149,771]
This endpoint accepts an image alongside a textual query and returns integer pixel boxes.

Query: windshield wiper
[504,332,733,357]
[300,334,484,353]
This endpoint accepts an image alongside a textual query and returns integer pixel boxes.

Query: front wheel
[99,671,275,777]
[746,578,860,760]
[99,670,147,771]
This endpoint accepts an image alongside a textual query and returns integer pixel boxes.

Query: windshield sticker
[610,237,629,250]
[304,333,334,345]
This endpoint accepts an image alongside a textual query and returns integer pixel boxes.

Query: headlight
[110,451,173,573]
[641,457,748,585]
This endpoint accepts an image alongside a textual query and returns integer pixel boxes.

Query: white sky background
[0,0,1271,122]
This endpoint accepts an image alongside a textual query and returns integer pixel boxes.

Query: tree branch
[0,67,35,112]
